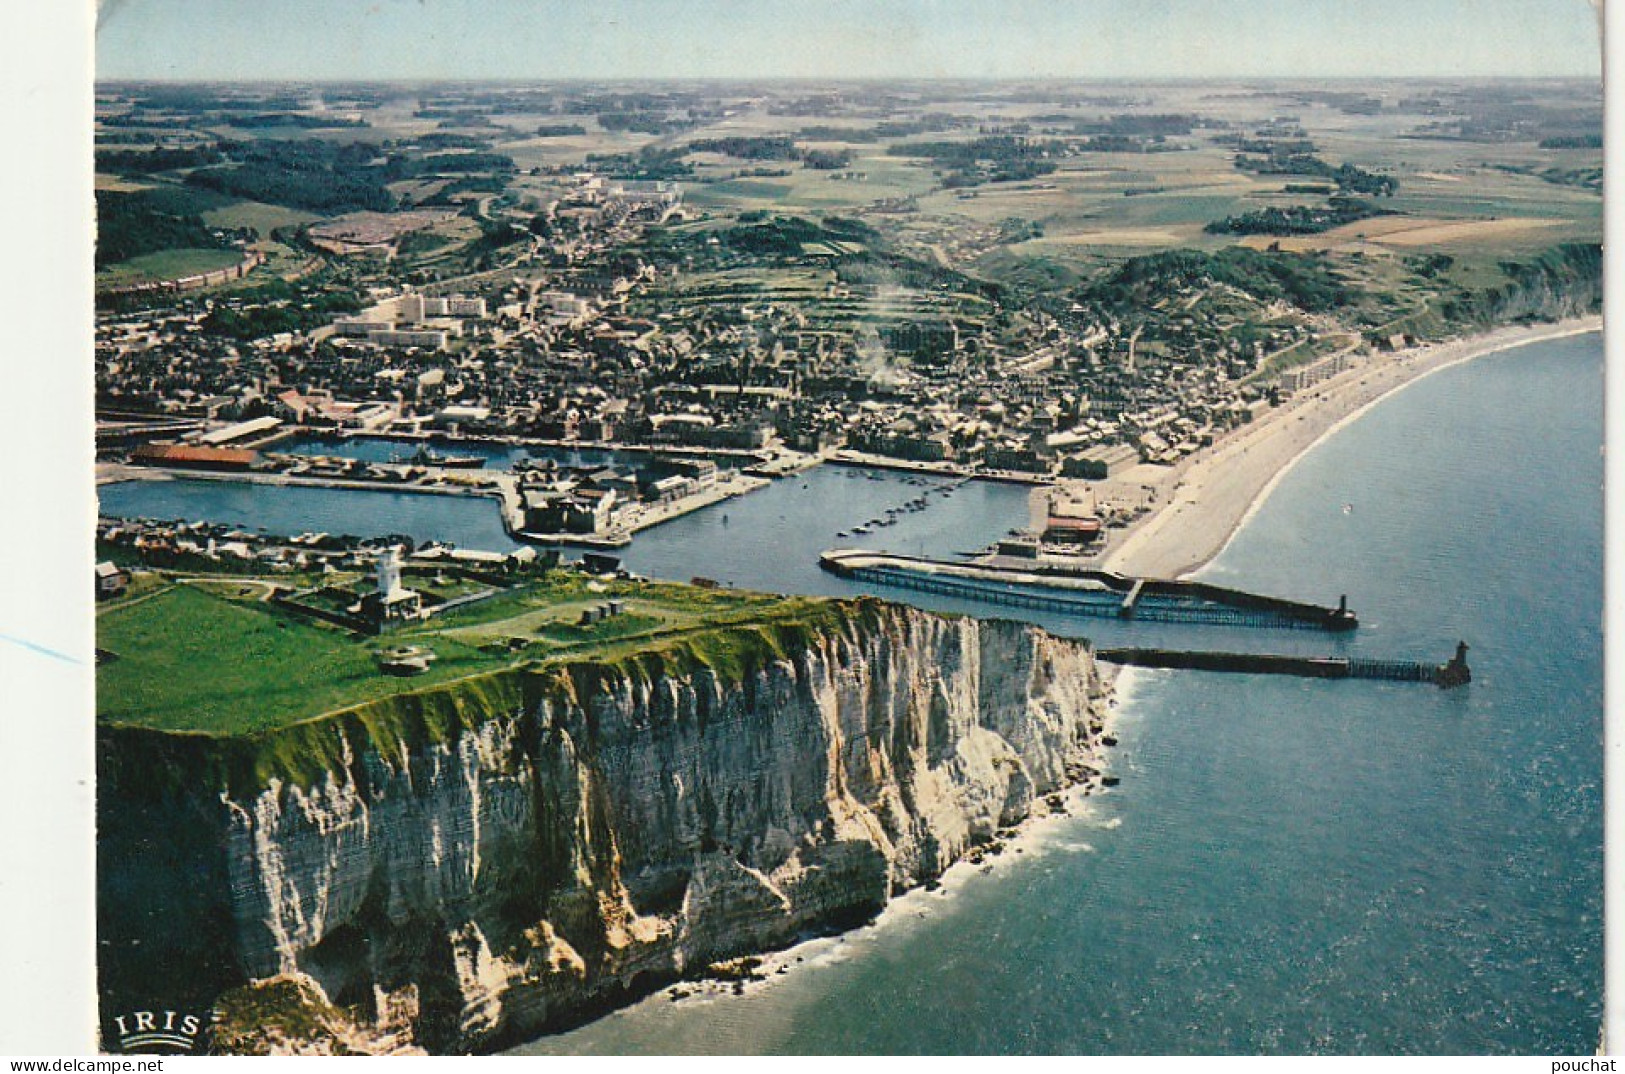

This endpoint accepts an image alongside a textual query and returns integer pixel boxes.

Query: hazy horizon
[97,0,1601,82]
[93,73,1606,86]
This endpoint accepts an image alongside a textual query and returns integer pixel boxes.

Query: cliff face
[1442,242,1603,327]
[99,603,1109,1053]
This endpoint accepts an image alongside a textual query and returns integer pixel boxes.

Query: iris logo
[107,1009,204,1054]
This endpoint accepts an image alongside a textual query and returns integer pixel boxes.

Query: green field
[95,247,247,287]
[201,199,322,238]
[98,584,501,733]
[97,571,839,736]
[93,173,153,193]
[683,179,796,205]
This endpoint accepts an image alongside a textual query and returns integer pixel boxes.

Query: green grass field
[97,584,505,734]
[97,571,837,736]
[683,178,796,205]
[96,247,247,287]
[201,200,322,237]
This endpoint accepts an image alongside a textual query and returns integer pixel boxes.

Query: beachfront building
[1043,488,1105,548]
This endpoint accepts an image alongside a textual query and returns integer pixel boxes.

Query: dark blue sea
[99,333,1604,1053]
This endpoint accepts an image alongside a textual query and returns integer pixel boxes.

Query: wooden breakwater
[1096,642,1472,688]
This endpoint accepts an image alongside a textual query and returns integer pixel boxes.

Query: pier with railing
[818,549,1359,632]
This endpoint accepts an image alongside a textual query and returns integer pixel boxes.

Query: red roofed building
[1044,489,1104,547]
[131,444,261,471]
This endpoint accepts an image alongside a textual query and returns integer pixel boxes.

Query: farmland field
[1240,215,1567,254]
[95,247,247,286]
[201,200,322,238]
[90,77,1606,294]
[91,78,1601,335]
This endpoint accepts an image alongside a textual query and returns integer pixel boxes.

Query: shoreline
[514,669,1127,1055]
[1102,315,1601,581]
[514,319,1601,1051]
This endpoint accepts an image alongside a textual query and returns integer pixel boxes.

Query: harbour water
[98,479,523,554]
[98,333,1604,1053]
[520,333,1603,1055]
[270,435,652,472]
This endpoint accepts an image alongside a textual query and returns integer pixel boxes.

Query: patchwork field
[93,173,153,192]
[1238,215,1567,253]
[93,78,1601,319]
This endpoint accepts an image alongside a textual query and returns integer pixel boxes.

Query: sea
[97,332,1605,1054]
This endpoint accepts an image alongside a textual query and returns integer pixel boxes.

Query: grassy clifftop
[100,669,533,801]
[97,571,859,734]
[98,569,903,797]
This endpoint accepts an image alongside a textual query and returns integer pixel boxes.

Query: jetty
[1096,641,1472,689]
[818,549,1358,632]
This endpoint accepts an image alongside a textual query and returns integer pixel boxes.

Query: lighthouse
[367,545,422,625]
[377,545,406,601]
[1436,640,1472,688]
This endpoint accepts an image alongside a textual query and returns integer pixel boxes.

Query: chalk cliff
[98,601,1110,1053]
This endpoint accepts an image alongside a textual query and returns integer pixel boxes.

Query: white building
[368,329,449,350]
[367,546,423,623]
[327,291,486,350]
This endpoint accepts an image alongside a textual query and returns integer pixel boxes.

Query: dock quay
[1120,577,1148,618]
[818,549,1358,632]
[277,428,775,465]
[827,451,1055,485]
[102,457,767,551]
[1097,642,1472,688]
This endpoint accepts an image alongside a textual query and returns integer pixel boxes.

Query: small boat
[404,444,485,469]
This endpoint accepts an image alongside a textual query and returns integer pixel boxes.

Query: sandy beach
[1101,315,1602,580]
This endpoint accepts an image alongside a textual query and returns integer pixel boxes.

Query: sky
[95,0,1602,82]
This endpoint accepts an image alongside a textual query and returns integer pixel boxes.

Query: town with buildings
[71,22,1605,1058]
[97,179,1357,554]
[94,80,1600,559]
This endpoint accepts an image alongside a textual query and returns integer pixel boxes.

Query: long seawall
[820,549,1357,631]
